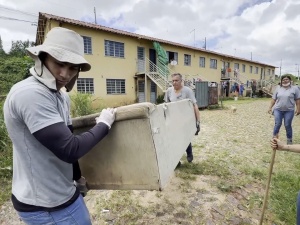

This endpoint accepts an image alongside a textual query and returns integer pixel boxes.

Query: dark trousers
[73,161,82,181]
[297,191,300,225]
[186,143,192,156]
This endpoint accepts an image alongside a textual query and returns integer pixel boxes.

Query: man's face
[172,75,182,90]
[44,54,80,90]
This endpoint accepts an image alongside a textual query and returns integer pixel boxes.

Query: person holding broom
[271,138,300,224]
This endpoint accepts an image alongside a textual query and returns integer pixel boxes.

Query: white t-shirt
[164,86,197,104]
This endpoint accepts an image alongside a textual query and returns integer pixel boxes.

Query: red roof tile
[38,12,276,68]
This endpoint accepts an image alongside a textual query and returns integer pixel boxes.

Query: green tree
[8,40,34,57]
[0,56,34,94]
[0,36,6,57]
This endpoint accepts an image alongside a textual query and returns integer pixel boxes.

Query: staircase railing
[258,79,278,96]
[230,69,249,84]
[136,57,172,91]
[137,57,199,91]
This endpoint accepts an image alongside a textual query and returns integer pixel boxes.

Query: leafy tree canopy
[0,36,7,57]
[0,56,34,95]
[8,40,34,57]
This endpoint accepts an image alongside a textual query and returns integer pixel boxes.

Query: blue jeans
[273,109,294,140]
[297,191,300,225]
[17,195,92,225]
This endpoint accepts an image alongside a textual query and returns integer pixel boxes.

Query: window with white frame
[242,64,246,72]
[106,79,125,94]
[255,67,259,74]
[184,54,191,66]
[250,66,253,73]
[268,69,271,75]
[105,40,124,58]
[199,57,205,67]
[82,36,92,54]
[77,78,94,94]
[234,63,239,69]
[272,70,274,75]
[210,59,217,69]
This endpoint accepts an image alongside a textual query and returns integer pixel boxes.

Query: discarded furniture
[72,99,196,190]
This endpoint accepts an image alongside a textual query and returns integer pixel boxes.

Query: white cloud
[0,0,299,76]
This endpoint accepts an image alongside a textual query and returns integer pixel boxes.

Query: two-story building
[35,12,276,107]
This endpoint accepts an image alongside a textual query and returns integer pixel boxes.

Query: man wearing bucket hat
[4,27,116,224]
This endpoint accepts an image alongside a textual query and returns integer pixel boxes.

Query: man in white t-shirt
[164,73,200,163]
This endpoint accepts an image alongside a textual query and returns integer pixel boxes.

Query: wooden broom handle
[259,149,276,225]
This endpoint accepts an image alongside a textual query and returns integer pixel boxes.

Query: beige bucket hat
[26,27,91,72]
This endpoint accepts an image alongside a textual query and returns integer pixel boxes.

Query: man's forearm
[279,144,300,153]
[194,104,200,122]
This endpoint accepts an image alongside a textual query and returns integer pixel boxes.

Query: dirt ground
[1,98,299,225]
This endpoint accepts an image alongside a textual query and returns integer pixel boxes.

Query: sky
[0,0,299,77]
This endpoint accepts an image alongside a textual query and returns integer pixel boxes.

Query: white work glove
[96,108,117,129]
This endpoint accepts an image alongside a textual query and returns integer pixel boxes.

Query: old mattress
[72,99,196,190]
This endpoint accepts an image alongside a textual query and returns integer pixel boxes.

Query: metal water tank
[195,81,209,108]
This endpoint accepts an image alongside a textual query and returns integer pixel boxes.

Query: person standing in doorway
[226,81,230,97]
[268,75,300,144]
[164,73,200,163]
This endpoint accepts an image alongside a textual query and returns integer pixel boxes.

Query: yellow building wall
[49,21,141,107]
[157,43,274,84]
[45,20,276,107]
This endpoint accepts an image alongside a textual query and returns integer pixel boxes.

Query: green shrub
[0,56,34,94]
[70,92,98,117]
[156,94,165,104]
[0,99,13,206]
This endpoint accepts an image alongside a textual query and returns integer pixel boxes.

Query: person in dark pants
[251,81,257,97]
[164,73,200,163]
